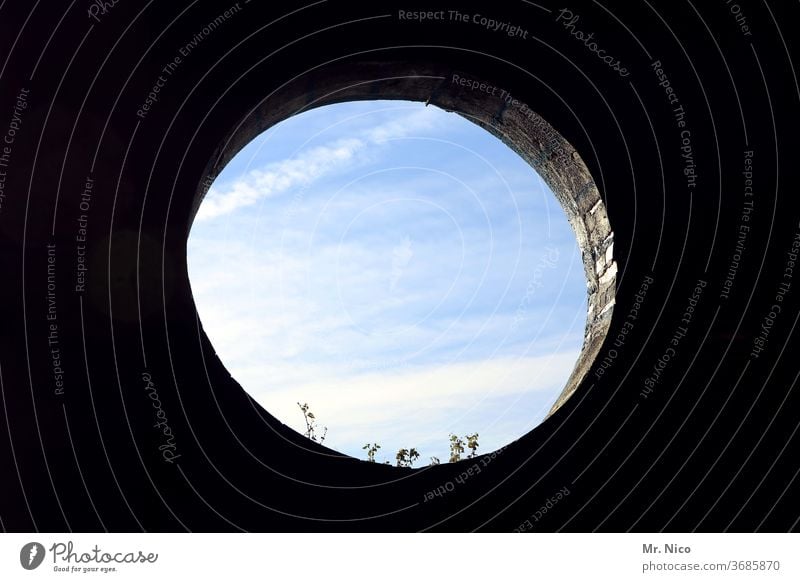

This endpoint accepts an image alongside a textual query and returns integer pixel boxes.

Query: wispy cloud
[195,107,452,221]
[249,351,580,458]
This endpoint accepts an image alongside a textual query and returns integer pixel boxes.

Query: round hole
[188,99,606,466]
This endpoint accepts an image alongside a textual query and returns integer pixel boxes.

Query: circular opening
[188,97,612,466]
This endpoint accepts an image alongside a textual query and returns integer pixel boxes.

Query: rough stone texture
[197,61,616,416]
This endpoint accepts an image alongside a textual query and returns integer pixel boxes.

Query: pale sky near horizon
[187,100,587,465]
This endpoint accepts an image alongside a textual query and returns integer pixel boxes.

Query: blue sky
[187,100,587,465]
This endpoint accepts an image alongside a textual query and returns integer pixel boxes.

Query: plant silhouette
[298,403,479,467]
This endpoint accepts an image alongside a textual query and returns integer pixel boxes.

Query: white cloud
[244,351,580,459]
[188,230,584,460]
[195,107,452,221]
[196,138,363,221]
